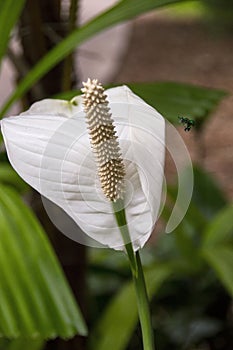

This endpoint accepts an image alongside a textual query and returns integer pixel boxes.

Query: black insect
[178,117,195,132]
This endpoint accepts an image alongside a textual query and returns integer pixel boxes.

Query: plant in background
[0,1,232,350]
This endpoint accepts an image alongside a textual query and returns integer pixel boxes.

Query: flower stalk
[112,199,137,277]
[134,251,155,350]
[112,200,155,350]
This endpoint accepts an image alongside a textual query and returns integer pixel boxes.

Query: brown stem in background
[62,0,79,91]
[18,0,65,102]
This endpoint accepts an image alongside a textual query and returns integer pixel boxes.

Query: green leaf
[89,263,171,350]
[0,0,26,67]
[0,0,186,117]
[0,339,44,350]
[0,163,28,193]
[126,82,226,124]
[203,204,233,246]
[0,185,87,339]
[203,247,233,296]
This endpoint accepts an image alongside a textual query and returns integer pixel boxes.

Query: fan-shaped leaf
[0,185,87,338]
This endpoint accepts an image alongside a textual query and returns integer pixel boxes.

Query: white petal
[1,113,83,190]
[1,112,149,250]
[1,86,165,251]
[20,97,82,118]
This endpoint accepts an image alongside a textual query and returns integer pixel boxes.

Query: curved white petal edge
[0,86,165,251]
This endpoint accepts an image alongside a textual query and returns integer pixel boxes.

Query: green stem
[134,251,155,350]
[112,200,137,276]
[112,199,155,350]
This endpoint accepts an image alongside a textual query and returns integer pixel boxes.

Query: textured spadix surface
[1,86,165,250]
[82,79,125,202]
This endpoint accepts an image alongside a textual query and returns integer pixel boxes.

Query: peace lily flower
[0,79,165,251]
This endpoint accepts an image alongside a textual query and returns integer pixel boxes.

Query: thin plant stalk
[113,200,155,350]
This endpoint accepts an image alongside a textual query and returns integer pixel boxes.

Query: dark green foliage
[202,0,233,31]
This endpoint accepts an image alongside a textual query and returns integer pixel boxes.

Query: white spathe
[1,86,165,251]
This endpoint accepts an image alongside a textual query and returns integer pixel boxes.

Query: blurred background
[0,1,232,350]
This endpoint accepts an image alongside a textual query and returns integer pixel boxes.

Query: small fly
[178,117,195,132]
